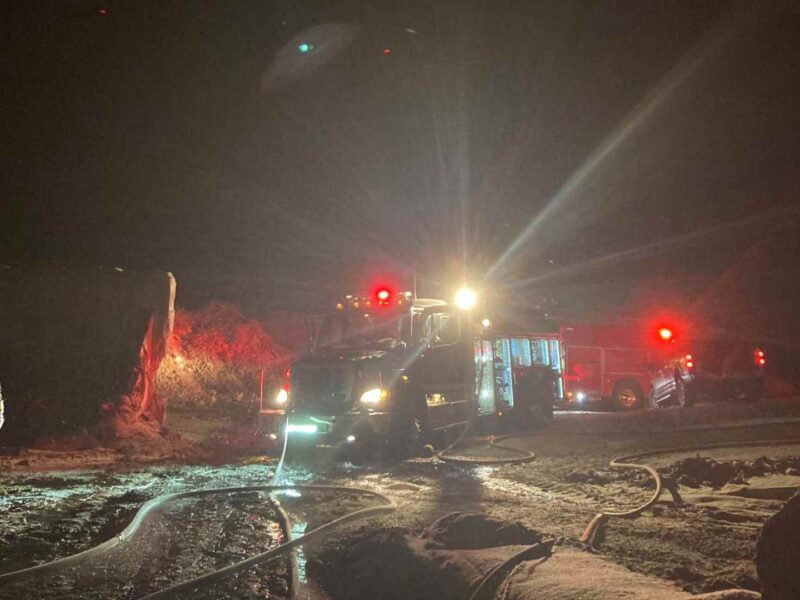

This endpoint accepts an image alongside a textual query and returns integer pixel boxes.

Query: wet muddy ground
[1,402,800,598]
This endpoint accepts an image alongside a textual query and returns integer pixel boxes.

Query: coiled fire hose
[437,426,538,465]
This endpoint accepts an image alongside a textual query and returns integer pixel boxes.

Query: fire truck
[555,323,690,409]
[259,286,563,457]
[470,320,694,412]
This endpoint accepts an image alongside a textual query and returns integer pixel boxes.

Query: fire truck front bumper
[265,409,393,449]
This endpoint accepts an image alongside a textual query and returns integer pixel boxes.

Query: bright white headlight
[360,387,388,405]
[454,286,477,310]
[275,388,289,405]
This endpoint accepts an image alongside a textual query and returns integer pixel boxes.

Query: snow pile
[156,303,290,410]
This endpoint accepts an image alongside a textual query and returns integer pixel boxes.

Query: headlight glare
[275,388,289,405]
[360,387,388,405]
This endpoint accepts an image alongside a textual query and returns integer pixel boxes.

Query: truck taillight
[755,349,766,367]
[684,354,694,369]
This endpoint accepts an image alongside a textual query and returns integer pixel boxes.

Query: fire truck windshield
[317,308,411,349]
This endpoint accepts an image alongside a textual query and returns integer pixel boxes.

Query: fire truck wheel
[612,381,644,411]
[385,416,429,461]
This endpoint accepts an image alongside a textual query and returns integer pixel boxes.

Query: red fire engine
[478,320,690,411]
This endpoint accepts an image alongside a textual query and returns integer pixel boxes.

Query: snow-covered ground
[1,398,799,598]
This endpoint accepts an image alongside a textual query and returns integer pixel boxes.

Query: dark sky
[3,0,800,310]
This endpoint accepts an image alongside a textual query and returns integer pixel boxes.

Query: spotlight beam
[486,7,748,281]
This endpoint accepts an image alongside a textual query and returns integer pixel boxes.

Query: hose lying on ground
[443,432,800,598]
[579,438,800,544]
[269,494,298,598]
[0,484,397,597]
[435,411,537,466]
[0,410,397,600]
[468,538,556,600]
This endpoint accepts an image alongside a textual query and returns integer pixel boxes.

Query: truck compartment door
[493,337,515,410]
[565,346,602,398]
[474,339,495,416]
[529,337,565,399]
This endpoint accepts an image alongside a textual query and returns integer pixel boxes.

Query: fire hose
[436,429,800,598]
[0,484,396,597]
[2,394,798,599]
[437,426,538,465]
[0,410,398,599]
[142,434,800,599]
[580,437,800,544]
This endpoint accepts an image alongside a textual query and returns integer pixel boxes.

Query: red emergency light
[374,286,392,306]
[658,327,674,341]
[755,349,766,366]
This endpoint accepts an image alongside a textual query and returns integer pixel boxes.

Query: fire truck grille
[292,365,354,412]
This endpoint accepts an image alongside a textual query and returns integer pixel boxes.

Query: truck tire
[612,381,644,411]
[385,416,426,461]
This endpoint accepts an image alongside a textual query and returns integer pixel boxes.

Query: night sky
[3,1,800,312]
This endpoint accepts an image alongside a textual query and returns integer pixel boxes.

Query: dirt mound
[666,456,800,489]
[423,512,542,549]
[756,490,800,600]
[308,517,733,600]
[308,527,464,600]
[156,303,290,410]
